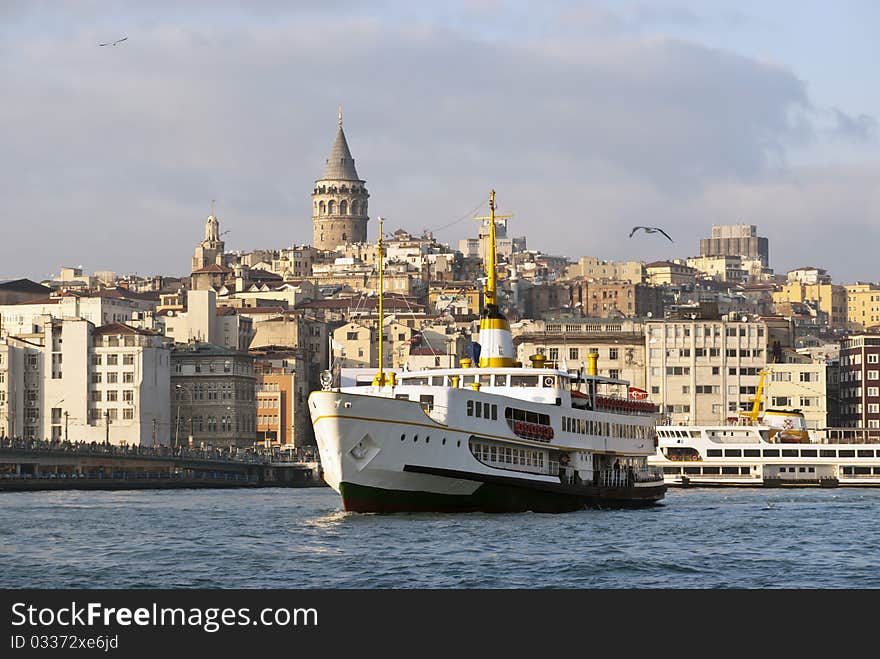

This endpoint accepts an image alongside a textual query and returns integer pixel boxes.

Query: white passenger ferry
[649,408,880,487]
[309,193,666,513]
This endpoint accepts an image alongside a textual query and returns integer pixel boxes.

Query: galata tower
[312,109,369,250]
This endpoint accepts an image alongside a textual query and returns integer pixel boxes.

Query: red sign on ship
[628,386,648,400]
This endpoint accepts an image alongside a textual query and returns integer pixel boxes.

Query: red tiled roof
[191,264,233,274]
[248,269,283,280]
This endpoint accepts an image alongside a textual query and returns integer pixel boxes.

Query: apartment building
[645,317,769,425]
[839,334,880,428]
[171,342,256,448]
[0,319,170,445]
[512,319,646,389]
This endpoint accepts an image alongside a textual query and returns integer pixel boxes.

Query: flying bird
[629,226,673,242]
[98,37,128,47]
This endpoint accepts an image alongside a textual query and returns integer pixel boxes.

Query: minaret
[312,108,369,250]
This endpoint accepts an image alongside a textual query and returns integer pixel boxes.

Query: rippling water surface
[1,487,878,588]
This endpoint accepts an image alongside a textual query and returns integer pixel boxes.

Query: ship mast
[474,190,516,368]
[372,217,387,386]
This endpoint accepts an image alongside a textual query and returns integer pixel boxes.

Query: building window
[107,354,118,365]
[609,348,618,360]
[123,409,134,420]
[772,396,790,406]
[107,372,118,383]
[107,390,118,402]
[123,354,134,365]
[123,372,134,383]
[569,348,578,360]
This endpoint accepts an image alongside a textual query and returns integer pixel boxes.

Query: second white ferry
[309,192,666,513]
[649,400,880,487]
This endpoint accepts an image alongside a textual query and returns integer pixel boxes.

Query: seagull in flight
[629,226,673,242]
[98,37,128,47]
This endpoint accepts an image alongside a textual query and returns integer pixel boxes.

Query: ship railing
[596,468,664,488]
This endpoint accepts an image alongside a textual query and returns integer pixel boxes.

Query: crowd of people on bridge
[0,436,319,465]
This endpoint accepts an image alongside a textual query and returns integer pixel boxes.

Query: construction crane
[739,368,773,423]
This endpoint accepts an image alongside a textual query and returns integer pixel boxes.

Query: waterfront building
[252,351,308,447]
[170,342,256,448]
[312,112,369,250]
[765,360,835,429]
[0,290,157,338]
[839,334,880,429]
[700,224,769,268]
[644,315,769,425]
[0,319,170,445]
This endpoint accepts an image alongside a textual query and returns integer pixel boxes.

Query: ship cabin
[337,366,658,451]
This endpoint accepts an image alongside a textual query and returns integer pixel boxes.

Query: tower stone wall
[312,115,369,250]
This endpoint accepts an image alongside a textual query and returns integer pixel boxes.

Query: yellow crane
[739,368,773,423]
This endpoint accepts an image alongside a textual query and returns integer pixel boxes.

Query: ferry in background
[649,371,880,487]
[309,192,666,513]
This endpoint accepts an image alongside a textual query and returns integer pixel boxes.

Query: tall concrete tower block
[312,111,369,250]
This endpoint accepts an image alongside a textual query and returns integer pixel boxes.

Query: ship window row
[778,467,817,473]
[470,439,546,473]
[704,448,876,458]
[400,374,557,388]
[466,400,498,420]
[842,466,880,475]
[562,416,650,440]
[664,466,752,475]
[659,429,702,438]
[505,407,550,426]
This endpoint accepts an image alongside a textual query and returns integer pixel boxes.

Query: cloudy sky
[2,1,878,282]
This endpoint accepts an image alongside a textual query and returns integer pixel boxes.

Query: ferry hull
[339,478,665,514]
[311,390,665,514]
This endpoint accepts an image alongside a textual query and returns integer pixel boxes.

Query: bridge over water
[0,439,324,491]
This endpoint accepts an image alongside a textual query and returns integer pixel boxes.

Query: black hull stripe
[338,479,663,514]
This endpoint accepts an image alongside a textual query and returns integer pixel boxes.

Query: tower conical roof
[321,125,361,181]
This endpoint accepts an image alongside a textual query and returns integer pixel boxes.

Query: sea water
[1,487,878,588]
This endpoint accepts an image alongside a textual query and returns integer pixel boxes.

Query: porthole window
[414,435,419,442]
[400,434,405,441]
[425,436,430,443]
[442,438,446,445]
[457,440,461,447]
